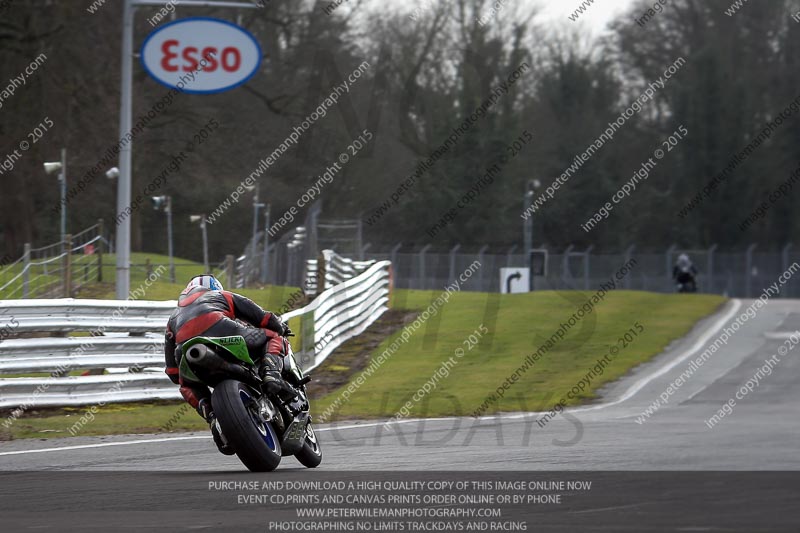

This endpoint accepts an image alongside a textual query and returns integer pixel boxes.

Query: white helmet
[182,274,224,295]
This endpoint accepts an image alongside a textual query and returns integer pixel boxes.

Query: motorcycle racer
[163,274,296,454]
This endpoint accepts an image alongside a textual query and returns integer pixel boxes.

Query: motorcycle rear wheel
[212,380,282,472]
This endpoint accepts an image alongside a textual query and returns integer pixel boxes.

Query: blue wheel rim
[240,390,279,452]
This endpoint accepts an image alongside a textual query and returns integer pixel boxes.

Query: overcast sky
[353,0,643,45]
[387,0,642,36]
[539,0,639,34]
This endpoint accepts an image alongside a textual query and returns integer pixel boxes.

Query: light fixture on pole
[152,196,175,283]
[105,167,120,257]
[190,214,209,272]
[43,148,67,247]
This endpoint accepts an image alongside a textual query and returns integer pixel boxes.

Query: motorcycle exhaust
[185,344,260,388]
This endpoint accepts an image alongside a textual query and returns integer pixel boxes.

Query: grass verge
[1,402,206,440]
[313,289,726,420]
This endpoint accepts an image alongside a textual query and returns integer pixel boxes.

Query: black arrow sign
[506,271,522,293]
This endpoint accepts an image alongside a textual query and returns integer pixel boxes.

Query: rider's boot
[197,398,235,456]
[258,356,299,403]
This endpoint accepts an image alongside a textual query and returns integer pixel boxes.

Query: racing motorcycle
[178,333,322,472]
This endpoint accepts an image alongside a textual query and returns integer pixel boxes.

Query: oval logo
[140,17,262,94]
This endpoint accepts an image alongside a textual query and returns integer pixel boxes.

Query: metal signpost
[115,0,261,298]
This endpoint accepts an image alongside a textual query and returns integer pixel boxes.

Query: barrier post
[97,219,104,282]
[22,243,31,298]
[63,234,73,297]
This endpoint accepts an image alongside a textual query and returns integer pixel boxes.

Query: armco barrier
[0,260,391,409]
[304,250,375,296]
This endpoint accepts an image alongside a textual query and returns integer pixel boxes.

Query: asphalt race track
[2,299,799,531]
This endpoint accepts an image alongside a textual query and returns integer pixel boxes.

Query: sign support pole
[115,0,261,299]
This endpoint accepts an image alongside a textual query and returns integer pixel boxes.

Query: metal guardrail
[305,250,375,296]
[288,260,391,371]
[0,337,163,375]
[0,261,392,409]
[5,298,177,330]
[3,298,175,319]
[0,374,182,408]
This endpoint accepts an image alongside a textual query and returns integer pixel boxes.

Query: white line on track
[568,298,743,414]
[0,435,208,457]
[0,300,742,457]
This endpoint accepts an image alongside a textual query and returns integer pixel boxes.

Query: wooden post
[63,234,73,297]
[97,218,104,282]
[317,251,325,294]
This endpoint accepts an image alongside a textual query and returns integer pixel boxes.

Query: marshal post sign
[140,17,262,94]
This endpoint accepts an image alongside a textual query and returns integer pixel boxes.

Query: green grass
[3,402,207,440]
[95,252,228,287]
[313,289,726,420]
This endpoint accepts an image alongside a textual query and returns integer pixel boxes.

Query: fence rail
[0,222,104,300]
[0,257,392,409]
[0,337,164,375]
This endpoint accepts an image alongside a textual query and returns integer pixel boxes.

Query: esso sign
[141,17,261,94]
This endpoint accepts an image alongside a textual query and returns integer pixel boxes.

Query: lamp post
[261,204,271,284]
[245,183,265,283]
[190,215,209,271]
[43,148,67,248]
[523,179,541,266]
[152,196,175,283]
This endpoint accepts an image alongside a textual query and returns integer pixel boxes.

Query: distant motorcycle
[673,254,698,293]
[179,334,322,472]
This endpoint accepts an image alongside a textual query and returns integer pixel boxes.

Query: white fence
[0,260,392,409]
[290,260,391,371]
[304,250,375,296]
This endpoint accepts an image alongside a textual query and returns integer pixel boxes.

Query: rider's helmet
[676,254,692,272]
[181,274,224,295]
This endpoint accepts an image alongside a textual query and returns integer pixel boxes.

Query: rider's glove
[264,312,289,334]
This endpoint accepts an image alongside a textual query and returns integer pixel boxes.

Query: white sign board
[500,268,530,294]
[141,17,262,94]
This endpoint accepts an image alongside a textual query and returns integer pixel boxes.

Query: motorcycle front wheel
[295,422,323,468]
[212,380,282,472]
